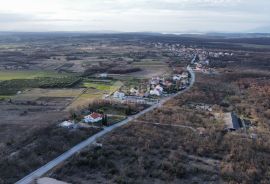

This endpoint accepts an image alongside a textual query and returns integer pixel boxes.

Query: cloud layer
[0,0,269,32]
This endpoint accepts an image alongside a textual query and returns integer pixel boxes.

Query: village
[59,69,192,130]
[57,49,252,137]
[111,70,190,102]
[153,42,235,74]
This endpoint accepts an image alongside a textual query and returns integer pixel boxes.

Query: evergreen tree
[102,115,108,126]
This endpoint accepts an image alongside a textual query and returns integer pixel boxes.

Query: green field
[0,95,12,100]
[0,70,81,96]
[83,82,112,91]
[0,70,72,81]
[0,77,81,95]
[82,80,122,93]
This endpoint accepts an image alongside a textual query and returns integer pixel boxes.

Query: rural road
[15,66,195,184]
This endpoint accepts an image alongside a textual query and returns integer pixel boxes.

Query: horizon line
[0,30,270,35]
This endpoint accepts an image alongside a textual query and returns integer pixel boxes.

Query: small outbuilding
[59,120,75,128]
[224,112,243,131]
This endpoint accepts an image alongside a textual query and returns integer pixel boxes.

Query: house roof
[90,112,103,119]
[224,112,242,130]
[60,120,74,127]
[231,113,241,129]
[114,91,125,95]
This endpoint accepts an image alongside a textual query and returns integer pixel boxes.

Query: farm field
[0,70,71,81]
[0,95,12,100]
[82,82,113,91]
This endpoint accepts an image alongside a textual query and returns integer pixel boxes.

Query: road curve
[15,67,195,184]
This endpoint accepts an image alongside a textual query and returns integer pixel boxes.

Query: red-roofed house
[84,112,103,123]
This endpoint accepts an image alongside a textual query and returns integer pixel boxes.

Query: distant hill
[248,26,270,34]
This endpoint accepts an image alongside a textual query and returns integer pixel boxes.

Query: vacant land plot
[0,89,84,145]
[0,102,68,143]
[67,81,123,111]
[128,58,171,78]
[130,63,171,78]
[105,60,170,80]
[67,89,103,111]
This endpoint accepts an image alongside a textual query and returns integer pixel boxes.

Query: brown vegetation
[50,65,270,184]
[0,125,100,184]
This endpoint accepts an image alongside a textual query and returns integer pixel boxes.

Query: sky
[0,0,269,33]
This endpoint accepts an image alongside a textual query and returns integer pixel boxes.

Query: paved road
[15,67,195,184]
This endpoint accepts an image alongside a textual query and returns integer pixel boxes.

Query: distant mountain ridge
[249,26,270,34]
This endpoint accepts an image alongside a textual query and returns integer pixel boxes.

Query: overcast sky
[0,0,269,33]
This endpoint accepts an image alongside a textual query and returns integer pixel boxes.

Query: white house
[155,85,163,92]
[130,88,139,96]
[150,89,161,96]
[204,60,210,65]
[113,91,125,100]
[150,79,159,85]
[173,75,181,81]
[84,112,103,123]
[180,72,189,78]
[99,73,108,78]
[150,85,163,96]
[150,76,162,85]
